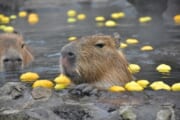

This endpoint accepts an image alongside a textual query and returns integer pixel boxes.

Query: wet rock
[53,104,92,120]
[68,83,99,97]
[164,0,180,23]
[24,0,72,10]
[0,110,39,120]
[0,82,179,120]
[156,109,172,120]
[51,102,110,120]
[31,87,52,100]
[0,0,24,13]
[102,111,122,120]
[26,108,62,120]
[127,0,168,18]
[119,105,136,120]
[156,103,175,120]
[0,82,26,100]
[1,109,20,115]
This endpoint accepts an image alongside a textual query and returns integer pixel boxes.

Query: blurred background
[0,0,180,85]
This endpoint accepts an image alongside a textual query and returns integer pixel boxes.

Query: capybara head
[60,34,133,89]
[0,33,34,72]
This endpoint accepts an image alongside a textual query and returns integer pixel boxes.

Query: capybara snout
[0,33,34,72]
[2,49,23,72]
[60,42,79,82]
[60,34,133,89]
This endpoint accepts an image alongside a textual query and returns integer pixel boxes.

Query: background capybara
[0,33,34,72]
[60,34,133,89]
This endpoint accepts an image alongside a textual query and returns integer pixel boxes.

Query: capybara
[0,33,34,72]
[60,34,133,90]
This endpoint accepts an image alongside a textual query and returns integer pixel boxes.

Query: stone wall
[0,0,24,13]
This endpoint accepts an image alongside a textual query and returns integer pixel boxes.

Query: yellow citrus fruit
[54,84,68,90]
[1,16,10,24]
[108,85,125,92]
[54,74,71,85]
[68,36,77,41]
[111,12,125,19]
[128,64,141,74]
[0,14,4,21]
[32,80,54,88]
[171,83,180,91]
[77,14,86,20]
[116,12,125,18]
[156,64,171,73]
[105,20,117,27]
[67,17,77,23]
[173,14,180,24]
[20,72,40,82]
[140,45,153,51]
[136,80,150,88]
[18,11,27,18]
[125,81,144,91]
[28,13,39,25]
[120,42,128,48]
[139,16,152,23]
[95,16,105,22]
[150,81,171,91]
[10,15,17,20]
[0,25,6,30]
[67,10,77,17]
[111,13,120,19]
[3,26,14,33]
[126,38,139,44]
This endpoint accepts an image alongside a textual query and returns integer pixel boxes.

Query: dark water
[1,1,180,85]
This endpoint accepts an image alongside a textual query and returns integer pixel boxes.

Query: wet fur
[60,34,133,89]
[0,33,34,72]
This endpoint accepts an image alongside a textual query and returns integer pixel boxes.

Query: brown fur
[0,33,34,72]
[60,34,133,89]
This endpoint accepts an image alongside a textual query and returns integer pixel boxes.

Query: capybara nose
[3,57,23,71]
[3,58,22,63]
[3,57,22,65]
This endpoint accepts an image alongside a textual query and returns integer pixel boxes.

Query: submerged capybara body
[60,34,133,89]
[0,33,34,72]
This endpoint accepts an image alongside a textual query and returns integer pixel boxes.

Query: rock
[52,102,110,120]
[0,82,179,120]
[0,0,24,13]
[119,105,137,120]
[0,82,26,100]
[52,104,91,120]
[0,110,39,120]
[127,0,168,18]
[68,83,99,97]
[1,109,20,115]
[26,108,62,120]
[156,103,176,120]
[156,109,172,120]
[31,87,52,100]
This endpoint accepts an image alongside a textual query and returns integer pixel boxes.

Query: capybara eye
[95,43,105,48]
[68,52,75,58]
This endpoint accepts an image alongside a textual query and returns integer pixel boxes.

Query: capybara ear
[22,45,34,66]
[113,32,121,48]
